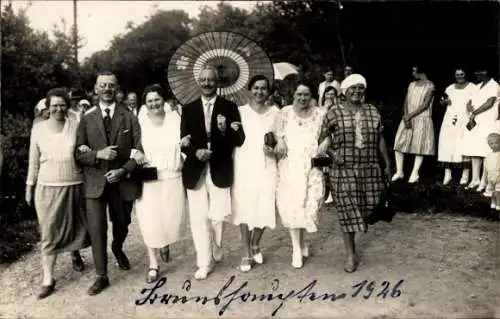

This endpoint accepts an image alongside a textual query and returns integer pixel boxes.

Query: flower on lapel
[217,114,226,132]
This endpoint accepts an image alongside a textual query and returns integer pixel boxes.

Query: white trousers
[187,166,231,268]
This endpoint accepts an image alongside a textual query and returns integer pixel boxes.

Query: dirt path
[0,208,499,318]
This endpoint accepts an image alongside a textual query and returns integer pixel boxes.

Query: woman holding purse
[274,80,326,269]
[318,74,391,273]
[133,84,188,283]
[231,75,279,272]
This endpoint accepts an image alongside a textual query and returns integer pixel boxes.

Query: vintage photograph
[0,0,499,318]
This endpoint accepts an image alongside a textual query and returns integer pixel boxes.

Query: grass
[0,178,497,265]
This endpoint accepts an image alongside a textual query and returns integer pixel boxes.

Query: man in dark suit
[180,66,245,280]
[75,71,143,295]
[125,92,139,117]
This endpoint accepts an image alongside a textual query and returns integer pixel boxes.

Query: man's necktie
[204,102,212,134]
[205,102,212,150]
[103,108,111,144]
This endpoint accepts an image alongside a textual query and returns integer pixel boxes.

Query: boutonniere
[217,114,226,132]
[217,114,226,123]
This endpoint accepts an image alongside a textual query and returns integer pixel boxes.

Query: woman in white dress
[438,68,476,185]
[461,67,500,192]
[274,81,326,269]
[232,75,279,272]
[134,84,187,283]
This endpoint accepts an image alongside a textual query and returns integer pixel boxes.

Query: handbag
[129,167,158,181]
[466,118,477,131]
[364,181,396,225]
[264,132,277,148]
[311,156,333,168]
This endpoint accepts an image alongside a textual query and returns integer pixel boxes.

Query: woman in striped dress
[392,65,436,183]
[319,74,391,273]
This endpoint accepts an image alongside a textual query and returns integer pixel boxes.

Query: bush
[0,111,36,226]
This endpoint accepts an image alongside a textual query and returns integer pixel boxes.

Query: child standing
[483,133,500,210]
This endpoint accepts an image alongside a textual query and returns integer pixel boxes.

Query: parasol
[167,31,274,106]
[273,62,299,80]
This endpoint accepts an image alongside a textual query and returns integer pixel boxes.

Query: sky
[8,0,263,62]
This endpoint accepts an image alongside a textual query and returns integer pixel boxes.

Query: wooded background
[1,0,499,237]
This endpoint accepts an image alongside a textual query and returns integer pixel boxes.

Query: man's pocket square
[122,129,130,133]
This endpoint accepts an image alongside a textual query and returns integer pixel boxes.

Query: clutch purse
[129,167,158,181]
[364,182,396,225]
[264,132,277,148]
[466,118,477,131]
[311,156,333,168]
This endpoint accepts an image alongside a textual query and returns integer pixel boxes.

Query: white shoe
[325,194,333,204]
[483,190,493,198]
[476,183,486,193]
[443,175,452,185]
[194,265,213,280]
[391,172,404,182]
[252,252,263,264]
[466,181,480,189]
[292,251,303,269]
[408,174,419,184]
[459,176,469,185]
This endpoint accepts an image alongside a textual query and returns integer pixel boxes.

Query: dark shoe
[72,255,85,272]
[112,247,130,270]
[37,280,56,300]
[344,256,359,273]
[146,268,159,284]
[160,246,170,263]
[87,276,109,296]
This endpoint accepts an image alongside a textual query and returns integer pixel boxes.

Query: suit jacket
[180,96,245,189]
[75,105,143,200]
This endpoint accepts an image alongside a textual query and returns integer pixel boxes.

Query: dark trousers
[86,183,133,276]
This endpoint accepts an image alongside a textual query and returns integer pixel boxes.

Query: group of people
[392,65,499,196]
[26,60,499,302]
[318,63,500,205]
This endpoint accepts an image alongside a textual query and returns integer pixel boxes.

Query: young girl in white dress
[231,75,279,272]
[438,69,476,185]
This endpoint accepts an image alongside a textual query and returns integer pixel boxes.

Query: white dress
[231,104,279,230]
[275,106,325,232]
[438,83,475,164]
[462,79,500,157]
[135,110,188,248]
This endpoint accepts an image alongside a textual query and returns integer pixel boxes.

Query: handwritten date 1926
[351,279,404,299]
[135,276,404,317]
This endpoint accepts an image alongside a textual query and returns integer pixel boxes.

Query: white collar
[99,102,116,110]
[99,102,116,117]
[201,95,217,106]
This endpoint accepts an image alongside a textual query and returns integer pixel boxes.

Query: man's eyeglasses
[98,83,117,89]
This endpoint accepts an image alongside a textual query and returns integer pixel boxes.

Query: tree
[1,3,72,116]
[51,17,86,87]
[191,2,250,35]
[80,9,192,95]
[1,3,74,222]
